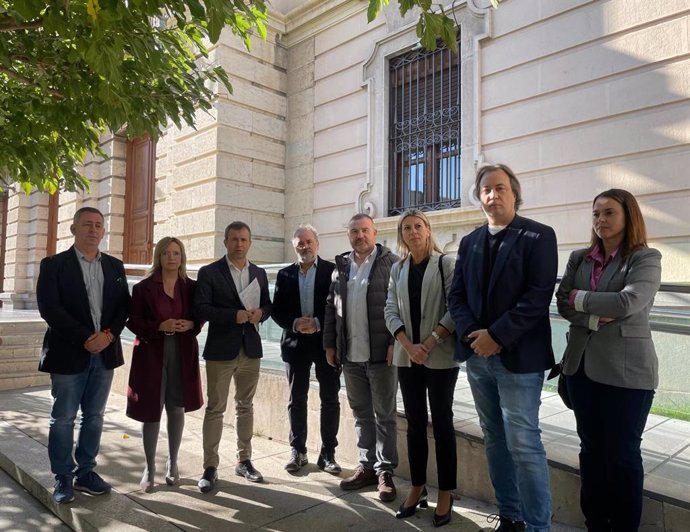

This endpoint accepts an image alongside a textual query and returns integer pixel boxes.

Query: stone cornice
[374,206,486,234]
[272,0,368,47]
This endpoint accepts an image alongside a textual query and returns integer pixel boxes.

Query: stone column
[284,36,316,258]
[0,191,50,309]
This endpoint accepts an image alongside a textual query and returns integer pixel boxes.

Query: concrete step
[0,372,50,391]
[0,356,41,374]
[0,345,41,358]
[0,334,44,348]
[0,320,46,336]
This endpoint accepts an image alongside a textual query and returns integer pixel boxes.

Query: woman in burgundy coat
[126,237,203,492]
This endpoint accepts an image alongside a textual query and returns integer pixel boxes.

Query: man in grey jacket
[324,213,399,502]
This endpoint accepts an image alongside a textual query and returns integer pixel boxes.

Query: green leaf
[367,0,383,23]
[186,0,206,19]
[12,0,44,20]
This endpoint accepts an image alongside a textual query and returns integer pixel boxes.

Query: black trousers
[285,355,341,454]
[566,364,654,532]
[398,363,459,490]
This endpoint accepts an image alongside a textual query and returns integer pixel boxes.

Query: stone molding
[359,2,489,219]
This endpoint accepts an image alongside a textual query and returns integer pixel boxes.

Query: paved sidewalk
[0,467,70,532]
[0,387,582,531]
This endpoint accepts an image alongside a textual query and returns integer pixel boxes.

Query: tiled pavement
[0,387,583,532]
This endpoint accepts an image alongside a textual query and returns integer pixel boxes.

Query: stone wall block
[217,127,285,167]
[287,36,314,71]
[287,61,314,95]
[286,114,314,144]
[216,181,285,214]
[313,146,366,182]
[287,88,314,119]
[173,155,219,188]
[314,91,366,132]
[313,117,367,158]
[227,78,287,117]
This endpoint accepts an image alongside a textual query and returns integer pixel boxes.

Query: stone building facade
[2,0,690,308]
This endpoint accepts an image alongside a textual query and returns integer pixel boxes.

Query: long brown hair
[396,209,443,260]
[589,188,648,257]
[148,237,188,279]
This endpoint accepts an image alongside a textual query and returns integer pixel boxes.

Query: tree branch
[0,65,64,99]
[0,18,44,32]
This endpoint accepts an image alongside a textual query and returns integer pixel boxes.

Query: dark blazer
[193,257,272,361]
[125,273,204,422]
[36,246,131,374]
[448,215,558,373]
[272,258,335,363]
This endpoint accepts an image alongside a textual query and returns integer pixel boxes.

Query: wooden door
[46,191,59,256]
[0,191,7,298]
[124,135,155,265]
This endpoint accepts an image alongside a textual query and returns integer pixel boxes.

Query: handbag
[547,362,572,410]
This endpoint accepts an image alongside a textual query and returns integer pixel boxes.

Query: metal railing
[124,264,690,415]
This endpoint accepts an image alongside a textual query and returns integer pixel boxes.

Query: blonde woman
[126,237,203,492]
[385,209,458,527]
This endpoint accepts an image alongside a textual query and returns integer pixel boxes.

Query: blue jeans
[342,360,398,474]
[48,354,113,479]
[466,355,551,531]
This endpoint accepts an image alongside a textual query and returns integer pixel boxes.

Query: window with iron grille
[388,40,461,216]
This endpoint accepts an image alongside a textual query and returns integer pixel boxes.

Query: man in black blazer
[448,165,557,532]
[272,225,341,474]
[36,207,130,504]
[194,221,272,492]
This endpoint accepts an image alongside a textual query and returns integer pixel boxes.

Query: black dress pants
[566,363,654,532]
[398,363,459,490]
[285,354,341,454]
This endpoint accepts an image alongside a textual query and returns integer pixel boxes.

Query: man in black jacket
[272,225,341,474]
[36,207,130,504]
[323,213,399,502]
[448,165,557,531]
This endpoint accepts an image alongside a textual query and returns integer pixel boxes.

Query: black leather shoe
[235,460,263,483]
[198,466,217,493]
[395,487,428,519]
[317,452,342,474]
[432,498,453,528]
[285,449,308,472]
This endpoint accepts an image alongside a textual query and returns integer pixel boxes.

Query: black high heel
[432,497,453,528]
[395,487,428,519]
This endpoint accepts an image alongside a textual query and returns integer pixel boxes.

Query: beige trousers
[202,349,260,467]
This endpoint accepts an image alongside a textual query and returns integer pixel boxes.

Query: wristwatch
[431,331,444,345]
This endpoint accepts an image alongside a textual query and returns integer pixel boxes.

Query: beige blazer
[385,254,458,369]
[556,247,661,390]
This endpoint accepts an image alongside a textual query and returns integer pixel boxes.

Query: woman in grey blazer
[385,209,458,527]
[556,189,661,531]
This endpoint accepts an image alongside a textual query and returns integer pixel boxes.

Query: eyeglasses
[161,251,181,257]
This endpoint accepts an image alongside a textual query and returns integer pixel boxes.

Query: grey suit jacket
[385,254,458,369]
[556,246,661,390]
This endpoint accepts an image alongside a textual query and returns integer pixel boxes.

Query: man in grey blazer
[194,221,272,492]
